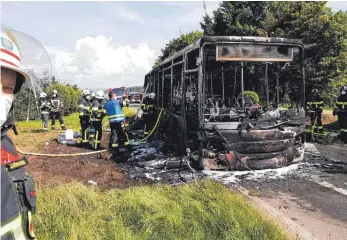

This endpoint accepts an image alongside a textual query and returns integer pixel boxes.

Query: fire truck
[109,87,129,100]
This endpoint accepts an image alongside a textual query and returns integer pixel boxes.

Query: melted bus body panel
[144,36,306,170]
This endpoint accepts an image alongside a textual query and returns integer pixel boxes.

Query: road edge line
[235,185,319,240]
[310,179,347,196]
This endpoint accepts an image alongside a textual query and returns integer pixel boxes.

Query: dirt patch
[23,132,152,190]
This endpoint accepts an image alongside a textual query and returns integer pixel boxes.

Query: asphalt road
[235,143,347,240]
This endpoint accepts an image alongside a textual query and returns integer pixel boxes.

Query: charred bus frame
[144,36,306,170]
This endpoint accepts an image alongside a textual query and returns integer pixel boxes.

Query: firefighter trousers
[79,116,90,145]
[337,112,347,143]
[41,113,49,131]
[310,111,323,132]
[143,111,156,136]
[91,120,102,149]
[50,112,65,130]
[109,122,129,150]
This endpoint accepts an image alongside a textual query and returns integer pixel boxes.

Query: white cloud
[46,35,156,88]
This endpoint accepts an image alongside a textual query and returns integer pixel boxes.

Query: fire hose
[139,108,163,142]
[16,148,109,157]
[16,109,164,157]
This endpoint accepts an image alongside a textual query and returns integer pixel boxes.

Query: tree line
[155,1,347,106]
[13,75,82,121]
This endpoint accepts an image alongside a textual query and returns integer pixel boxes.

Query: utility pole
[265,63,269,105]
[241,62,244,109]
[276,63,280,105]
[26,94,31,121]
[203,1,207,15]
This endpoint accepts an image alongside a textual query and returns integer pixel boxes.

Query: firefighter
[333,86,347,143]
[306,89,324,133]
[89,91,96,104]
[121,96,130,129]
[78,89,91,148]
[39,92,51,132]
[141,92,157,137]
[122,95,130,107]
[90,90,106,150]
[49,89,66,130]
[104,90,130,157]
[1,31,37,239]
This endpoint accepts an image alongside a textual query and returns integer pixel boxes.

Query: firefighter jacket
[50,96,63,113]
[91,99,106,122]
[104,99,125,123]
[122,98,130,107]
[1,135,37,240]
[78,97,91,118]
[39,98,51,114]
[306,96,324,113]
[335,94,347,113]
[141,97,156,113]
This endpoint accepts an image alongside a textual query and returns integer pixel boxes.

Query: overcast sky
[1,1,346,89]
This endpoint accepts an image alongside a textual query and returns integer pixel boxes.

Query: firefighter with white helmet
[1,30,37,239]
[39,92,51,132]
[78,88,91,148]
[90,90,106,149]
[49,89,66,130]
[141,92,157,137]
[89,91,96,104]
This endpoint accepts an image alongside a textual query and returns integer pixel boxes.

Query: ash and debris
[126,134,205,184]
[125,137,346,186]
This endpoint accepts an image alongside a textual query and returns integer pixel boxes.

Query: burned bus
[144,36,306,170]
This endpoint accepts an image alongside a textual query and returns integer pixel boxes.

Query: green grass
[16,109,288,240]
[13,108,135,151]
[34,180,288,240]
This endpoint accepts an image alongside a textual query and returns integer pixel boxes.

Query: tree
[154,30,203,66]
[200,1,347,106]
[200,2,268,36]
[45,83,82,112]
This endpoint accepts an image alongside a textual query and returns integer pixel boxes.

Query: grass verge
[34,180,288,240]
[12,108,136,151]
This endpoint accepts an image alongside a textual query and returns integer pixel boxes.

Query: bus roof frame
[146,36,304,76]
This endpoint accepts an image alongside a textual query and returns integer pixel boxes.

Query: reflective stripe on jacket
[91,99,106,121]
[104,99,125,123]
[78,97,91,117]
[335,95,347,111]
[39,99,51,114]
[306,96,324,111]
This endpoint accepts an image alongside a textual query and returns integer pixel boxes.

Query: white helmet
[40,92,47,98]
[52,89,58,97]
[0,31,30,94]
[95,90,105,100]
[149,92,156,99]
[82,89,90,96]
